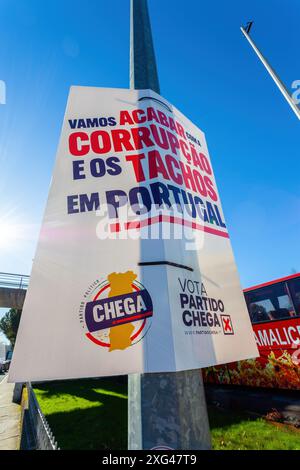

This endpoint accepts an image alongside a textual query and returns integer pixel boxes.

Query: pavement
[205,384,300,426]
[0,375,21,450]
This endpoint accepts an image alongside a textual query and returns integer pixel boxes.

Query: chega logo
[81,271,153,352]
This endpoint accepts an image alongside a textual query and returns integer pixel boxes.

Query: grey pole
[128,0,211,451]
[130,0,160,93]
[241,25,300,120]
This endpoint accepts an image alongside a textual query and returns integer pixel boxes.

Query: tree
[0,308,21,347]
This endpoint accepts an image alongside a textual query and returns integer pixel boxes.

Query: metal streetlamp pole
[128,0,211,451]
[241,23,300,120]
[130,0,160,93]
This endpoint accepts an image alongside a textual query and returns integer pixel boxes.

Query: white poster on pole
[9,87,258,382]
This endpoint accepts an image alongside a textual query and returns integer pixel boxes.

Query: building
[0,342,11,362]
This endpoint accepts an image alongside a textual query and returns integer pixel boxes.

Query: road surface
[205,384,300,426]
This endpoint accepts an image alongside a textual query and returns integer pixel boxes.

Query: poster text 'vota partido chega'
[66,107,227,231]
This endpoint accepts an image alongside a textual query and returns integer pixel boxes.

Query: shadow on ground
[33,378,300,450]
[34,377,127,450]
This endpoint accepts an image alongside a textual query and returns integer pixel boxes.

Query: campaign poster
[9,87,258,382]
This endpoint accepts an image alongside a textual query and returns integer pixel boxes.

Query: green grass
[34,379,300,450]
[34,378,128,450]
[208,406,300,450]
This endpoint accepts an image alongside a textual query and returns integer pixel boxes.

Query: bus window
[287,278,300,316]
[244,282,294,323]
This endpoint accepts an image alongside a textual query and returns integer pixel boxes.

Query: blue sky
[0,0,299,341]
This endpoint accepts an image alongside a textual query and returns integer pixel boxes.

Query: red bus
[203,273,300,390]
